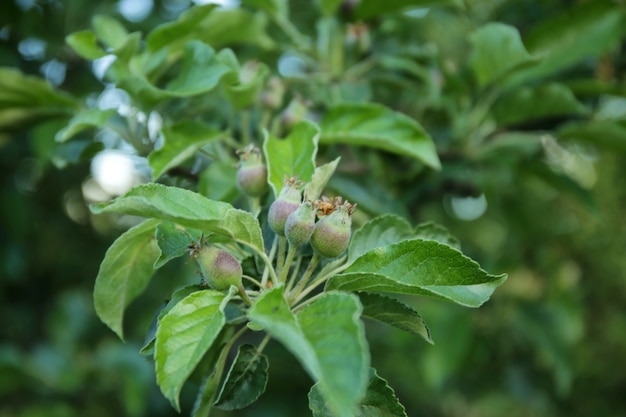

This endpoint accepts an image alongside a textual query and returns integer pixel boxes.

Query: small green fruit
[268,177,303,236]
[310,199,356,258]
[285,201,316,247]
[236,145,268,197]
[195,245,242,291]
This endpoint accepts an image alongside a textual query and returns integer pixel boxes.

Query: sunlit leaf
[320,103,440,169]
[263,121,319,197]
[90,183,232,230]
[304,157,340,201]
[91,184,265,254]
[414,222,461,250]
[92,15,128,49]
[65,30,106,60]
[348,214,413,263]
[55,109,117,143]
[154,221,203,268]
[155,290,226,411]
[148,120,225,180]
[248,288,369,416]
[94,219,160,340]
[147,5,218,51]
[327,239,507,307]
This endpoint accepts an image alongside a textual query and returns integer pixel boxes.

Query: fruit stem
[241,110,252,144]
[261,237,278,287]
[288,253,321,304]
[292,260,350,305]
[279,244,297,284]
[243,274,263,289]
[238,285,254,306]
[285,254,303,293]
[237,239,278,287]
[276,236,287,279]
[248,196,261,217]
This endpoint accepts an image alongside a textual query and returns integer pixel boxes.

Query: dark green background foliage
[2,0,626,416]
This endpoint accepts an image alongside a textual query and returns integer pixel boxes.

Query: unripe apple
[285,201,316,247]
[236,145,268,197]
[195,245,242,291]
[310,199,356,258]
[268,177,303,236]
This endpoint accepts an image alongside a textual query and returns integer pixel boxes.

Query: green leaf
[304,157,340,201]
[199,160,239,203]
[354,0,462,20]
[242,0,288,16]
[147,4,218,51]
[358,293,433,344]
[317,17,343,77]
[166,41,233,95]
[91,184,265,254]
[468,23,536,88]
[94,219,161,340]
[155,290,226,411]
[199,9,275,49]
[65,30,106,60]
[320,103,441,169]
[140,285,206,356]
[118,41,233,108]
[112,32,142,61]
[527,162,597,213]
[215,344,269,410]
[92,15,128,49]
[492,83,587,126]
[224,63,270,110]
[147,5,274,51]
[154,221,203,268]
[315,0,344,16]
[557,120,626,153]
[191,330,233,417]
[248,288,369,417]
[474,132,543,161]
[263,121,319,196]
[215,209,266,255]
[90,183,232,229]
[509,1,626,86]
[0,68,77,130]
[348,214,413,264]
[148,120,225,180]
[327,239,508,307]
[328,176,409,218]
[55,109,117,143]
[309,368,407,417]
[414,222,461,250]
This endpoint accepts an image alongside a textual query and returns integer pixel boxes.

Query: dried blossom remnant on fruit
[268,176,304,236]
[236,145,268,197]
[310,197,356,258]
[315,196,356,218]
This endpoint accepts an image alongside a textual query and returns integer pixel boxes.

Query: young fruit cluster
[268,179,356,258]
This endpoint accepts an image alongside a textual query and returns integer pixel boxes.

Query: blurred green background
[2,0,626,416]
